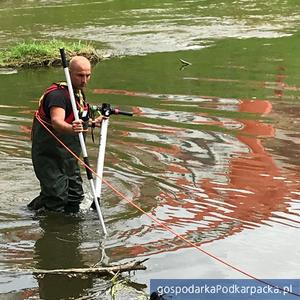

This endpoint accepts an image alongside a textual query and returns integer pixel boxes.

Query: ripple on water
[0,68,18,75]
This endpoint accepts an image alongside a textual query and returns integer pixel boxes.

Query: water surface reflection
[91,89,300,262]
[34,213,94,299]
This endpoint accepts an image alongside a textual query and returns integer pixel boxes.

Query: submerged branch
[33,259,148,276]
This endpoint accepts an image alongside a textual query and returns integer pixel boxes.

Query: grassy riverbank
[0,40,103,68]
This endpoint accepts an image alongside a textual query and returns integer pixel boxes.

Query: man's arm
[50,106,85,134]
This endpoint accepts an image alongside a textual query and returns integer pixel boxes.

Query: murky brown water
[0,1,300,299]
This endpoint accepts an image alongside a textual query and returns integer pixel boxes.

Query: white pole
[95,118,109,200]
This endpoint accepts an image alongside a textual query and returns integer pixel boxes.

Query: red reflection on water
[203,99,294,228]
[94,88,300,259]
[94,88,156,99]
[19,125,32,134]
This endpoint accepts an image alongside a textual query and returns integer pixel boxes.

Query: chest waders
[29,84,88,213]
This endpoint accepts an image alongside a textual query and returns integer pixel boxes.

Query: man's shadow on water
[33,212,94,300]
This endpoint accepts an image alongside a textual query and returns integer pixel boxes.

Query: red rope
[34,112,300,297]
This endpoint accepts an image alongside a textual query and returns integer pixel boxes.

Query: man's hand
[89,115,105,128]
[72,119,87,133]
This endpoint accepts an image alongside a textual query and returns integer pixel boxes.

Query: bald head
[69,56,91,90]
[69,56,91,71]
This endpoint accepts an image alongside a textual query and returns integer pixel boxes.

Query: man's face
[70,63,91,90]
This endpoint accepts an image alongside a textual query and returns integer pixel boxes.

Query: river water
[0,1,300,299]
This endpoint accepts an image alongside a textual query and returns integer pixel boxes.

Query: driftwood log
[33,259,148,276]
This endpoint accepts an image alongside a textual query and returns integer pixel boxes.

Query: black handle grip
[59,48,68,68]
[90,104,133,117]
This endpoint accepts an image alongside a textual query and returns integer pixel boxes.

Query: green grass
[0,39,102,68]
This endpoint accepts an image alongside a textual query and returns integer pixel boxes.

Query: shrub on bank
[0,39,102,68]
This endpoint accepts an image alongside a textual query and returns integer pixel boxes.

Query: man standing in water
[28,56,101,213]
